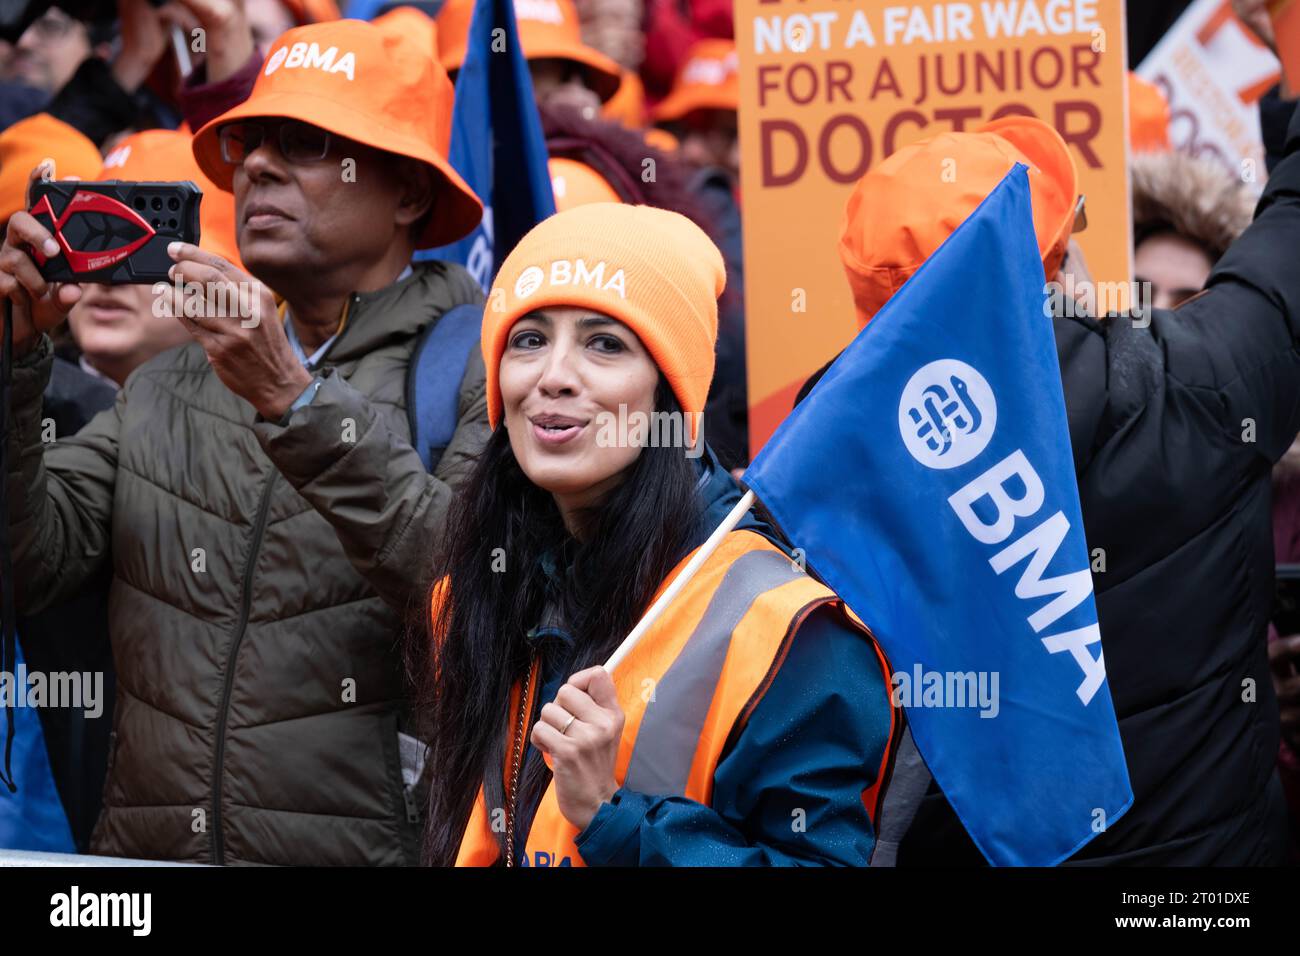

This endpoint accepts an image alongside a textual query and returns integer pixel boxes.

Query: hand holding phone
[0,166,85,357]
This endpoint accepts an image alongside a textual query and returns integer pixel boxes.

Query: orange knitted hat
[0,114,101,224]
[484,203,725,443]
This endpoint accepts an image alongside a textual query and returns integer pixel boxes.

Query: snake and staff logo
[898,359,997,470]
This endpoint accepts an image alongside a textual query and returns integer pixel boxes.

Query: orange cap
[192,18,482,249]
[548,157,620,210]
[484,203,725,443]
[1127,72,1171,153]
[102,129,244,270]
[840,115,1078,327]
[437,0,621,101]
[0,113,102,224]
[651,39,738,123]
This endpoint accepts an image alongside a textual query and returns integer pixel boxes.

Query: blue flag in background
[743,165,1132,867]
[417,0,556,288]
[0,637,75,853]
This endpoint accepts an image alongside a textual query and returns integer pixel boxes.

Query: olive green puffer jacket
[6,261,487,865]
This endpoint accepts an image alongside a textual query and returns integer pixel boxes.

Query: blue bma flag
[418,0,556,288]
[743,165,1132,867]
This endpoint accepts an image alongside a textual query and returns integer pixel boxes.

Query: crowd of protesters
[0,0,1297,866]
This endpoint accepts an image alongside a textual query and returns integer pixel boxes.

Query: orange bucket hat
[191,18,482,249]
[102,129,244,269]
[484,203,725,443]
[840,115,1079,327]
[549,157,620,210]
[651,39,739,124]
[1127,72,1171,153]
[0,113,102,224]
[437,0,622,101]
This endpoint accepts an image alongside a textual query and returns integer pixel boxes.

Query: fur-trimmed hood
[1131,151,1257,262]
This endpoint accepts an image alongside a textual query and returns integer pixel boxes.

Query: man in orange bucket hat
[0,17,491,864]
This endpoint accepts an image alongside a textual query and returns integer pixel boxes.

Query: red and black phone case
[28,180,202,285]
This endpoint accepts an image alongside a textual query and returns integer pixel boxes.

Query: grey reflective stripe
[869,723,930,867]
[623,548,803,797]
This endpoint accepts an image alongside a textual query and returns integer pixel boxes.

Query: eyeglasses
[218,120,334,165]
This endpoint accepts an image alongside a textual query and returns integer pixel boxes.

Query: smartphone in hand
[28,180,202,285]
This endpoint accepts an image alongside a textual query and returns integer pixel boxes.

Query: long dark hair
[406,380,703,865]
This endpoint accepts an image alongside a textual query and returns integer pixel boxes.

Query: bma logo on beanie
[264,42,356,81]
[513,258,627,301]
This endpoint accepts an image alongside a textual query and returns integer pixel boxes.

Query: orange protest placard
[737,0,1132,453]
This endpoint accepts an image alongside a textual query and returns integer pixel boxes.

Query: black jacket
[800,100,1300,866]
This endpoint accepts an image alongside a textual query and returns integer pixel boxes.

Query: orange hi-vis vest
[454,529,898,867]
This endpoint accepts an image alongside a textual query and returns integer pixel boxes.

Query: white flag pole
[602,489,756,673]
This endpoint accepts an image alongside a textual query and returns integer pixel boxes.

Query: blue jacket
[514,447,893,865]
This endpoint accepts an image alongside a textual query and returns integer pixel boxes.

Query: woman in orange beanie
[410,203,901,867]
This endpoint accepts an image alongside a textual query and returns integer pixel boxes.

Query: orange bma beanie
[484,203,725,443]
[839,115,1078,327]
